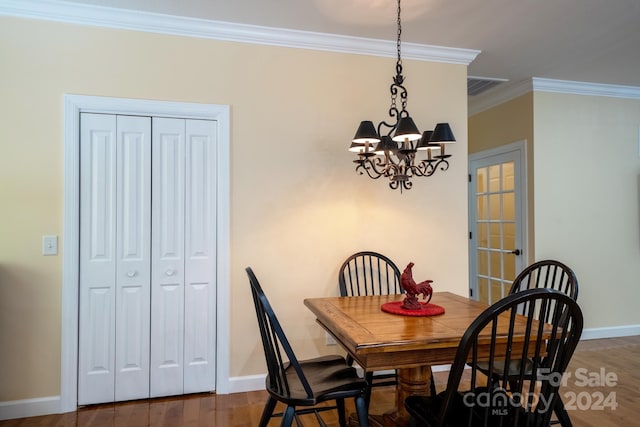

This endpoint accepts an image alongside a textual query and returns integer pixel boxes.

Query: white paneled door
[79,113,217,405]
[468,141,527,305]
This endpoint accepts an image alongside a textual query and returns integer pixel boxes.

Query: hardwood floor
[2,335,639,426]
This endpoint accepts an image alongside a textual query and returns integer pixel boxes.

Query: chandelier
[349,0,456,192]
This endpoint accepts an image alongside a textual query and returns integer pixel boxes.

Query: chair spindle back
[338,251,402,297]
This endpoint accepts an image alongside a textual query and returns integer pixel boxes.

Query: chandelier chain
[394,0,408,115]
[396,0,402,64]
[389,0,405,121]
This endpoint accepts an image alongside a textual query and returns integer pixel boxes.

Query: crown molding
[468,79,533,116]
[1,0,479,65]
[531,77,640,99]
[469,77,640,116]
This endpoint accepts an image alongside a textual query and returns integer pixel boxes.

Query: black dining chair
[476,259,579,426]
[246,267,370,427]
[338,251,402,391]
[338,251,402,298]
[405,288,584,427]
[508,259,578,299]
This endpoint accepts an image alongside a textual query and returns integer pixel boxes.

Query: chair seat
[474,358,534,377]
[267,355,369,406]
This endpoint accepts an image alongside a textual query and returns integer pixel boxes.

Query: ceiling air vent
[467,76,508,96]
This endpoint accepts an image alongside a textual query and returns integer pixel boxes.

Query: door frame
[467,139,528,300]
[61,94,230,412]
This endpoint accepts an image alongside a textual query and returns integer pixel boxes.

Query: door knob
[510,249,521,256]
[166,269,175,276]
[126,270,137,278]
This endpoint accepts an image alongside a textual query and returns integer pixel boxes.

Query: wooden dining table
[303,292,493,427]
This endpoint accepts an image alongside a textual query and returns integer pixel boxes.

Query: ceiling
[52,0,640,91]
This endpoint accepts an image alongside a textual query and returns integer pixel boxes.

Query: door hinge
[469,231,472,239]
[469,288,473,297]
[468,174,472,183]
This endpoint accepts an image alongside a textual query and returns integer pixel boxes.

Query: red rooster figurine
[400,262,433,310]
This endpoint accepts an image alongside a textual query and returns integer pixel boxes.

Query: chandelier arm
[415,158,450,177]
[373,155,398,177]
[412,160,433,177]
[437,158,450,172]
[406,163,425,178]
[355,161,382,180]
[383,161,403,179]
[355,157,395,180]
[356,163,382,180]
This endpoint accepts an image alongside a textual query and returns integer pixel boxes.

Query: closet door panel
[79,113,117,405]
[114,115,152,401]
[183,119,217,393]
[150,117,185,397]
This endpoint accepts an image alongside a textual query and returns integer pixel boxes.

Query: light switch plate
[42,235,58,256]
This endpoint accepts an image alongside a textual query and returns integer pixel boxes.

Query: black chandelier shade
[352,120,380,144]
[417,130,434,150]
[431,122,456,143]
[392,116,421,142]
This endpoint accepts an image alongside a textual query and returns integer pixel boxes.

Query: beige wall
[468,93,533,155]
[470,89,640,331]
[533,92,640,329]
[468,93,535,261]
[0,16,469,402]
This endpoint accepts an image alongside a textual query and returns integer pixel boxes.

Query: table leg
[350,365,432,427]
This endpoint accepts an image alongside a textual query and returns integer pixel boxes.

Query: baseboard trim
[581,324,640,340]
[0,396,60,421]
[227,374,266,394]
[2,325,639,421]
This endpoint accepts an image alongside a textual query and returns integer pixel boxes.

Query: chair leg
[346,354,355,366]
[259,396,278,427]
[337,398,347,427]
[354,395,370,427]
[429,369,437,396]
[553,396,573,427]
[364,371,374,409]
[280,405,296,427]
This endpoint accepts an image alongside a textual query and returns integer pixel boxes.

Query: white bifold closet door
[150,117,217,397]
[78,113,217,405]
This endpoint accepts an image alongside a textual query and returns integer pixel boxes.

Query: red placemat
[381,301,445,317]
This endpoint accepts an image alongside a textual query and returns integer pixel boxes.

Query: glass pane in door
[474,161,517,305]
